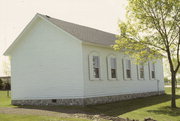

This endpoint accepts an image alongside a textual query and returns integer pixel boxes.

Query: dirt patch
[0,107,109,120]
[0,107,156,121]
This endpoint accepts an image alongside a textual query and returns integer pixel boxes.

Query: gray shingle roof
[40,14,116,46]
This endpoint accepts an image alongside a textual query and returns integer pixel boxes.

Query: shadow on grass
[147,106,180,117]
[16,94,180,117]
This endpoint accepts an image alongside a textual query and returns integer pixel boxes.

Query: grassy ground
[0,88,180,121]
[0,91,12,107]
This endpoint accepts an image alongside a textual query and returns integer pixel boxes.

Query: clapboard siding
[82,44,164,98]
[11,17,84,100]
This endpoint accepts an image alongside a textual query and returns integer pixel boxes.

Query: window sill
[108,78,118,81]
[138,78,145,81]
[90,78,101,81]
[124,78,132,81]
[150,78,156,81]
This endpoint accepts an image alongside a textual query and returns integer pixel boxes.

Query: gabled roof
[4,13,117,55]
[39,14,116,46]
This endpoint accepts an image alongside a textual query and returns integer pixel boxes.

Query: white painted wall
[8,16,164,101]
[82,44,164,98]
[10,17,84,100]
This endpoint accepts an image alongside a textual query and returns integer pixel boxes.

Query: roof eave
[3,13,42,56]
[82,41,114,49]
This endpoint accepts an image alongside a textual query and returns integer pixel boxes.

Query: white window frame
[137,64,145,80]
[89,52,101,81]
[122,58,132,80]
[107,55,117,80]
[148,61,156,80]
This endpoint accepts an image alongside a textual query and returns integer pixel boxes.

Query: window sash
[148,62,156,80]
[139,65,144,79]
[126,69,131,78]
[126,59,131,79]
[140,70,144,79]
[93,68,100,78]
[152,63,155,71]
[126,60,131,69]
[92,56,100,78]
[110,58,116,69]
[93,56,100,68]
[111,69,116,78]
[108,57,117,80]
[152,71,155,79]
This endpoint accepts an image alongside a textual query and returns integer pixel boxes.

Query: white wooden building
[4,13,164,105]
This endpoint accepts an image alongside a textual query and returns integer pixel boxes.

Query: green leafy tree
[0,79,3,90]
[114,0,180,108]
[172,58,180,75]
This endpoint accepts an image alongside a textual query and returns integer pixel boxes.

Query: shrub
[164,77,170,83]
[4,82,11,90]
[0,79,3,89]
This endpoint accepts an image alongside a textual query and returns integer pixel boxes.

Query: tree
[172,58,180,75]
[113,0,180,108]
[0,78,3,90]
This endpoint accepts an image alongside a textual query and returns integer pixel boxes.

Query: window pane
[111,58,116,69]
[126,69,131,78]
[152,63,155,71]
[152,71,155,78]
[126,60,131,69]
[94,68,100,78]
[93,56,99,68]
[111,69,116,78]
[93,56,100,78]
[140,65,144,79]
[140,70,144,78]
[126,59,131,78]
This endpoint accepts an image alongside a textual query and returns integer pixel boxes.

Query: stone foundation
[12,91,165,106]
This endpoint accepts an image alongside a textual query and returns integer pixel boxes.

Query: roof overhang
[3,13,43,56]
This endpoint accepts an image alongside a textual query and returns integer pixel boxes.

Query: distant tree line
[0,78,11,90]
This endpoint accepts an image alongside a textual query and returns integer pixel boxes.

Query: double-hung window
[126,60,131,78]
[107,55,117,80]
[149,62,156,80]
[151,63,155,79]
[89,52,101,80]
[123,59,131,80]
[137,64,144,80]
[140,65,144,79]
[110,58,117,78]
[93,56,100,78]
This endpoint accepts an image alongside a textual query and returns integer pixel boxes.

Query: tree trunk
[171,72,176,108]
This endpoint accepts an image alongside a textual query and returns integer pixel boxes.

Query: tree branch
[175,27,180,73]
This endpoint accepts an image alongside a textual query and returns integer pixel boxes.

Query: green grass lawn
[0,91,12,107]
[0,88,180,121]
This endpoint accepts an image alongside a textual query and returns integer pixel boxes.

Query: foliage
[114,0,179,63]
[172,58,180,74]
[4,82,11,90]
[164,77,170,83]
[113,0,180,108]
[0,79,3,89]
[0,78,11,90]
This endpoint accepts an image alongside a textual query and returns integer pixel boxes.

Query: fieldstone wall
[12,98,85,106]
[12,91,165,106]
